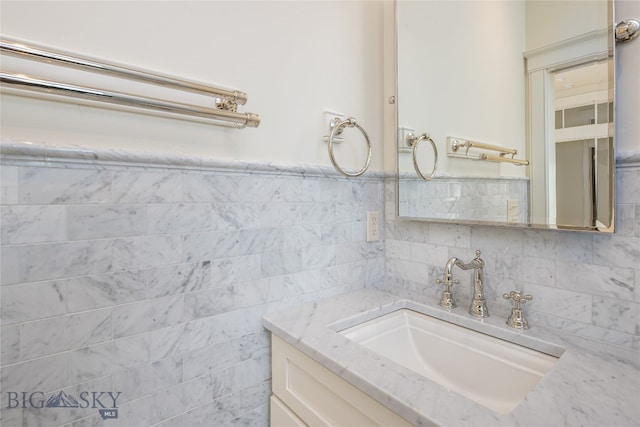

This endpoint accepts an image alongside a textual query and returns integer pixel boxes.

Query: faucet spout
[438,250,489,318]
[467,250,488,318]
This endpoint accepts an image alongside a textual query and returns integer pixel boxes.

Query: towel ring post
[406,132,438,181]
[327,117,372,177]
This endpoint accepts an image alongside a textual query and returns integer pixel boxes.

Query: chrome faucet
[437,250,489,318]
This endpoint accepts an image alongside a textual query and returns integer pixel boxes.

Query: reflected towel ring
[327,117,372,177]
[406,132,438,181]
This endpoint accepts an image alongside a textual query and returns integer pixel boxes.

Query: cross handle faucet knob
[436,275,459,310]
[503,291,533,329]
[503,291,533,310]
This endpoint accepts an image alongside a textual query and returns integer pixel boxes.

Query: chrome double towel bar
[447,136,529,166]
[0,36,260,128]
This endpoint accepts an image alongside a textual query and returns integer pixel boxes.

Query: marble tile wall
[0,151,385,427]
[2,143,638,427]
[398,177,529,223]
[384,160,640,351]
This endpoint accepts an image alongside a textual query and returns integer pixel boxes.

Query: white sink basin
[339,309,562,414]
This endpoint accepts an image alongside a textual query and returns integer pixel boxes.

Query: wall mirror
[396,0,615,232]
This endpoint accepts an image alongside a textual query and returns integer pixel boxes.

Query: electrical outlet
[507,200,518,223]
[366,211,380,242]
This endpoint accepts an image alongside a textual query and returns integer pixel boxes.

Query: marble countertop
[263,288,640,427]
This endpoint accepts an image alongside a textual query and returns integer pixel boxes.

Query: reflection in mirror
[553,63,613,230]
[395,0,614,232]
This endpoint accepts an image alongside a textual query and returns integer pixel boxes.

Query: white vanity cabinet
[270,335,412,427]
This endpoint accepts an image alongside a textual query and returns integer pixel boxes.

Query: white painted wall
[396,0,527,177]
[0,1,385,170]
[526,0,607,51]
[2,0,637,171]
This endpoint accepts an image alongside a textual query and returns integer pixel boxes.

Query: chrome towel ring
[406,132,438,181]
[327,117,372,177]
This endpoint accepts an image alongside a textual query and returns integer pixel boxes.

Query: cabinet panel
[271,335,412,427]
[271,395,307,427]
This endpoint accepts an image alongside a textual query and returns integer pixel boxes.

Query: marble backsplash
[385,157,640,351]
[0,143,385,427]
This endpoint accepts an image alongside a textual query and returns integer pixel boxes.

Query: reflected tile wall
[398,177,529,223]
[0,157,385,427]
[384,163,640,351]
